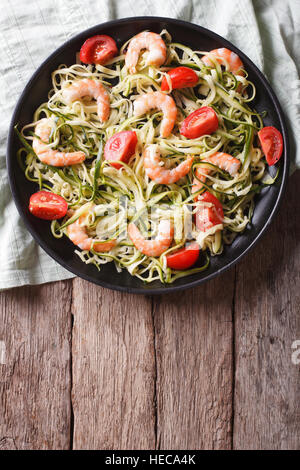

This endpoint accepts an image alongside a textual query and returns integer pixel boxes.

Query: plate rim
[6,16,290,295]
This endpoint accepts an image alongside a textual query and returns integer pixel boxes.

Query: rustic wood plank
[0,280,72,450]
[234,172,300,450]
[71,278,155,450]
[153,272,235,450]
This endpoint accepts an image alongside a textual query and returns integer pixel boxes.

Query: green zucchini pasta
[16,29,278,284]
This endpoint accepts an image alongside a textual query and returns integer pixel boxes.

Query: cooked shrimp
[128,220,174,257]
[125,31,167,74]
[207,152,241,176]
[67,215,116,252]
[144,145,193,184]
[134,91,177,138]
[62,78,110,122]
[33,118,86,166]
[202,48,244,75]
[192,152,241,198]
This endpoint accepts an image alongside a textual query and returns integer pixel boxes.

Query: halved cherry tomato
[79,35,118,65]
[104,131,138,169]
[29,191,68,220]
[161,66,198,92]
[180,107,218,139]
[195,191,224,232]
[258,126,283,166]
[166,242,200,270]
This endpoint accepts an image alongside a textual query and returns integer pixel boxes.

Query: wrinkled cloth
[0,0,299,290]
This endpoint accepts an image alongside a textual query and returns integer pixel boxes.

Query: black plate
[7,17,289,294]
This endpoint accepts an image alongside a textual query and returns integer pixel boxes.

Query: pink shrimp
[207,152,241,176]
[128,220,174,257]
[67,215,116,252]
[134,91,177,138]
[202,48,244,76]
[62,78,110,122]
[32,118,86,166]
[192,152,241,198]
[144,145,193,184]
[125,31,167,74]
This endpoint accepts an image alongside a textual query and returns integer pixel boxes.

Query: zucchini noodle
[16,30,277,284]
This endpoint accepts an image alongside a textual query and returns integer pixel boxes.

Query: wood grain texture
[0,280,72,450]
[234,172,300,450]
[1,175,299,450]
[71,278,155,450]
[153,272,235,450]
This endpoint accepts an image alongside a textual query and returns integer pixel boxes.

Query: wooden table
[0,172,299,451]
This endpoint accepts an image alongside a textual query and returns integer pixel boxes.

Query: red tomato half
[79,35,118,65]
[29,191,68,220]
[180,107,218,139]
[104,131,138,169]
[161,66,198,92]
[166,242,200,270]
[258,126,283,166]
[195,191,224,232]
